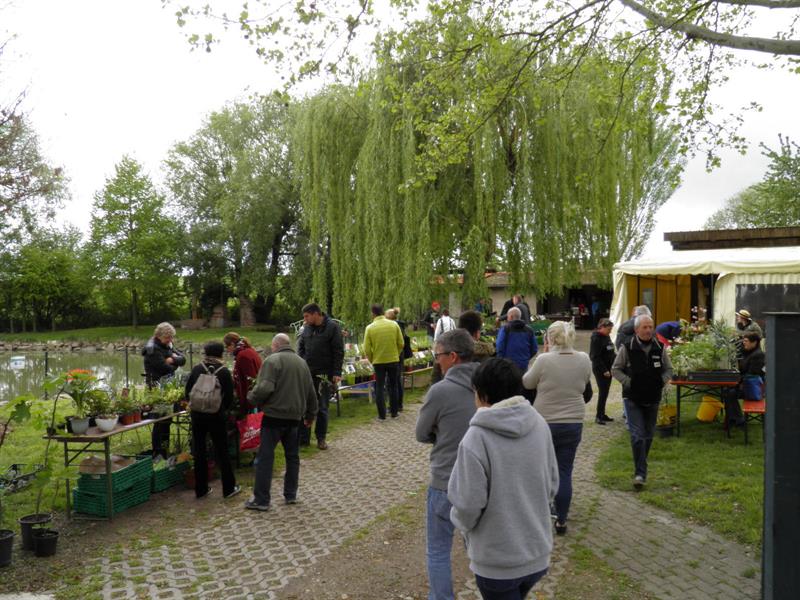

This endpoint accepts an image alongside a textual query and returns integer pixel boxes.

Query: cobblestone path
[82,384,760,599]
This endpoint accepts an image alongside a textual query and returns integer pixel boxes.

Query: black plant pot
[32,528,58,557]
[657,425,675,438]
[19,513,53,551]
[0,529,13,567]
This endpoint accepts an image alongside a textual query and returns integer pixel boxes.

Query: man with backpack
[184,341,240,500]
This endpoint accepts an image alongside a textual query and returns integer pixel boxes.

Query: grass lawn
[595,402,764,548]
[0,325,281,348]
[0,324,431,349]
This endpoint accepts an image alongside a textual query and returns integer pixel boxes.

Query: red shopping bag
[237,412,263,451]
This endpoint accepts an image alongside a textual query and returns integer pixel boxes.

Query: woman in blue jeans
[522,320,592,535]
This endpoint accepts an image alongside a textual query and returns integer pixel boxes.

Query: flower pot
[119,413,136,426]
[133,410,142,423]
[32,529,58,557]
[0,529,13,567]
[657,424,675,438]
[96,416,118,432]
[68,416,90,435]
[18,513,52,551]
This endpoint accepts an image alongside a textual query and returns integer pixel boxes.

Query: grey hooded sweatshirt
[415,362,478,490]
[448,396,559,580]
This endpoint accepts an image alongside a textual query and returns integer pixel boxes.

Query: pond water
[0,350,206,403]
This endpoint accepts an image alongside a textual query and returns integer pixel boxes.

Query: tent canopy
[610,246,800,335]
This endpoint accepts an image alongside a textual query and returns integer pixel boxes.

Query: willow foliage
[293,44,683,326]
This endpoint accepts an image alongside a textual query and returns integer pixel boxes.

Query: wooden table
[45,411,188,519]
[669,380,739,437]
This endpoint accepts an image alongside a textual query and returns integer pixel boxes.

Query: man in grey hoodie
[448,358,559,600]
[416,328,478,600]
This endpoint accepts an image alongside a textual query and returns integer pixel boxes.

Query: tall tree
[1,42,66,243]
[88,156,182,327]
[165,95,301,324]
[705,136,800,229]
[6,227,92,332]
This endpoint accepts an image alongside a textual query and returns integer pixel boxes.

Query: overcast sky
[4,0,800,258]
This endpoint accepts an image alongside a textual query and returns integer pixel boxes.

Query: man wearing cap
[590,318,616,424]
[735,309,763,338]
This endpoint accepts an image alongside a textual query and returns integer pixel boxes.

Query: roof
[614,246,800,276]
[664,227,800,250]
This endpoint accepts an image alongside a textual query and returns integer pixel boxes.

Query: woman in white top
[522,320,591,535]
[433,308,456,342]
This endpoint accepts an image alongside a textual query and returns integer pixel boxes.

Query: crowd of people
[140,297,765,600]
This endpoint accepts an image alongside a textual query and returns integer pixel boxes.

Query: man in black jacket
[590,318,616,425]
[142,322,186,459]
[297,303,344,450]
[615,305,651,350]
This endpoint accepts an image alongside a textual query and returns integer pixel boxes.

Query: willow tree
[293,38,683,325]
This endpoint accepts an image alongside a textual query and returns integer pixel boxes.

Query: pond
[0,350,205,403]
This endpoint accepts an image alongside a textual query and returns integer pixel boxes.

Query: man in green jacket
[245,333,318,510]
[364,303,404,420]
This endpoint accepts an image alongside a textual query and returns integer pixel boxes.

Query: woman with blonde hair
[522,320,592,536]
[223,332,263,416]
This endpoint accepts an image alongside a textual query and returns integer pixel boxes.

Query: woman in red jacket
[223,332,263,416]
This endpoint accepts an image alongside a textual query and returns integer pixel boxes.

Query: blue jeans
[254,422,300,506]
[426,487,455,600]
[623,398,660,479]
[475,568,548,600]
[548,423,583,523]
[374,362,400,419]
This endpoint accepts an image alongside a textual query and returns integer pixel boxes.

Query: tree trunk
[239,295,256,327]
[261,227,287,323]
[131,288,139,328]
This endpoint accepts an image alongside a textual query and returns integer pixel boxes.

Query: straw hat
[736,309,752,320]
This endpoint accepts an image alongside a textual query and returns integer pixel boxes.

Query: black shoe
[224,485,242,499]
[285,498,298,505]
[595,417,606,425]
[196,486,212,499]
[601,415,615,422]
[555,521,567,535]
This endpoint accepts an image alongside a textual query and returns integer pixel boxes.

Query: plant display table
[44,411,188,519]
[669,380,739,437]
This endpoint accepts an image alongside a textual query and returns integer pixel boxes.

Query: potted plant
[669,320,738,381]
[0,396,35,567]
[54,369,99,435]
[116,389,136,425]
[88,391,117,433]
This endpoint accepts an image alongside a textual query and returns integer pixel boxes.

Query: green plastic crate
[73,476,151,516]
[151,460,190,492]
[77,455,153,494]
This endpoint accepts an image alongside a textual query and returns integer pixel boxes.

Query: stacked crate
[73,456,153,517]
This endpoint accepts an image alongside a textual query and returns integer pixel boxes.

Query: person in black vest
[590,318,616,425]
[611,315,673,490]
[184,342,239,499]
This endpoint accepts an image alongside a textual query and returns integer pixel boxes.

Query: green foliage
[668,320,737,376]
[294,42,684,325]
[165,95,304,323]
[705,135,800,229]
[87,156,184,327]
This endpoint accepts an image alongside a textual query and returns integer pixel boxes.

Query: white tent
[610,246,800,333]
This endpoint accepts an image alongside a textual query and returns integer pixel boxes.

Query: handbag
[237,411,263,451]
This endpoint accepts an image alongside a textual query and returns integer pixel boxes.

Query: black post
[125,346,130,388]
[763,312,800,600]
[189,343,193,369]
[44,350,49,401]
